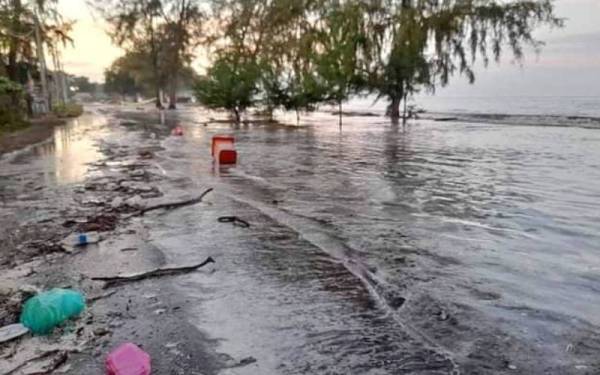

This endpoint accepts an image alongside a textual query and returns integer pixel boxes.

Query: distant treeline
[95,0,562,123]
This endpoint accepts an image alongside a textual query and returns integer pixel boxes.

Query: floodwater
[1,114,106,186]
[4,104,600,374]
[150,106,600,374]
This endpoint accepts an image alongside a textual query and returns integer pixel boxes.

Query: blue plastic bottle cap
[78,234,87,245]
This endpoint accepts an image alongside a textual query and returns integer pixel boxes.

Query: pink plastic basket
[106,343,151,375]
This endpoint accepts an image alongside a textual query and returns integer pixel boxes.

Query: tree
[69,75,97,94]
[92,0,165,107]
[92,0,204,109]
[313,1,369,127]
[0,0,72,113]
[195,53,260,122]
[364,0,562,121]
[105,69,139,98]
[160,0,204,109]
[104,54,144,98]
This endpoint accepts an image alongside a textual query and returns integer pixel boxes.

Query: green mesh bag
[20,289,86,335]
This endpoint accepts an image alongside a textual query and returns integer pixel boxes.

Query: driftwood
[92,257,215,288]
[6,350,69,375]
[126,188,213,218]
[218,216,251,228]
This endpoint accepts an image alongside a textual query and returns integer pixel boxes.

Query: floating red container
[212,135,237,164]
[211,135,235,157]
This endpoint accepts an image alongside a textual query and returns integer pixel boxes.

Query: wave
[424,112,600,129]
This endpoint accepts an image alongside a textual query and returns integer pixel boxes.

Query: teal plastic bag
[20,289,86,335]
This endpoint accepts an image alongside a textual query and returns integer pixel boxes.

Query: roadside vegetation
[52,102,83,118]
[0,0,87,134]
[97,0,561,125]
[0,76,27,133]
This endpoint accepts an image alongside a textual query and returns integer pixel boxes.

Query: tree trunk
[233,108,240,123]
[168,77,177,110]
[7,0,22,108]
[296,109,300,125]
[33,9,50,112]
[389,96,401,120]
[51,49,62,107]
[402,91,408,125]
[7,0,21,82]
[338,100,343,129]
[155,87,163,109]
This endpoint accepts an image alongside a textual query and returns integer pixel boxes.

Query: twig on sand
[6,350,69,375]
[92,257,215,288]
[125,188,213,218]
[87,290,117,304]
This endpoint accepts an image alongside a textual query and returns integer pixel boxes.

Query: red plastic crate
[211,135,235,157]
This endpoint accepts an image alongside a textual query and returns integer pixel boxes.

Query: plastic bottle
[20,289,86,335]
[106,343,151,375]
[78,233,88,246]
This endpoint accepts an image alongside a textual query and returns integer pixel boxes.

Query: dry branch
[126,188,213,218]
[92,257,215,288]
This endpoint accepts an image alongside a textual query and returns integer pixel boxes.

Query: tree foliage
[0,0,73,115]
[92,0,205,108]
[195,54,260,122]
[202,0,561,123]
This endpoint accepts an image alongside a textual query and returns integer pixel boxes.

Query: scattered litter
[94,327,111,337]
[20,289,86,335]
[438,310,449,321]
[138,150,154,159]
[92,256,215,288]
[61,232,101,252]
[106,342,151,375]
[0,323,29,344]
[171,126,184,136]
[120,247,138,252]
[77,214,118,232]
[225,356,257,368]
[218,216,250,228]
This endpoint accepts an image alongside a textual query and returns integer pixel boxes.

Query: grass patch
[53,103,84,118]
[0,108,30,134]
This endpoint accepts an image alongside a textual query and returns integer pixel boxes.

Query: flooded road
[150,106,600,373]
[3,105,600,373]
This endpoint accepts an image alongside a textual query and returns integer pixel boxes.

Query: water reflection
[29,115,104,185]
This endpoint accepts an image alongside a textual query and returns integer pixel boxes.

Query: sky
[58,0,600,97]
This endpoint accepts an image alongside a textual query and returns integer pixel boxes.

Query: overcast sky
[59,0,600,97]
